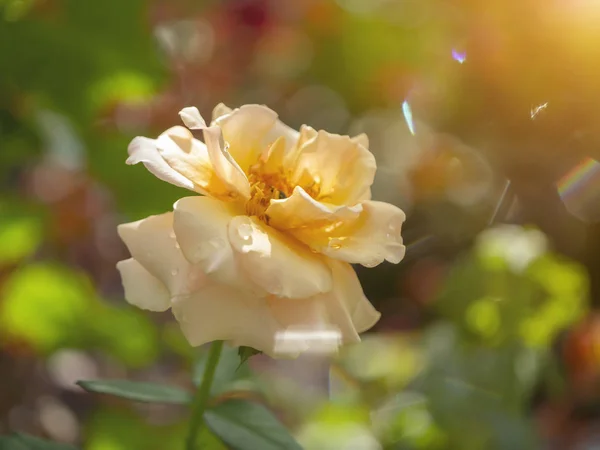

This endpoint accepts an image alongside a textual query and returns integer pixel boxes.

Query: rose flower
[117,104,405,356]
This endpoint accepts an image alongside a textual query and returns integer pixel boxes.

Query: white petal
[267,185,362,230]
[156,126,247,201]
[177,106,250,199]
[116,258,170,311]
[212,103,233,122]
[227,215,332,299]
[127,136,196,192]
[179,106,207,129]
[172,196,258,293]
[117,212,204,296]
[328,260,380,334]
[202,125,251,200]
[171,283,280,355]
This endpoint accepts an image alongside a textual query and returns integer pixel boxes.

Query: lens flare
[557,157,600,223]
[530,102,548,119]
[451,49,466,64]
[402,100,415,136]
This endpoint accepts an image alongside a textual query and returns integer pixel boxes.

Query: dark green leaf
[77,379,192,404]
[0,433,78,450]
[205,399,301,450]
[194,345,252,394]
[238,346,262,366]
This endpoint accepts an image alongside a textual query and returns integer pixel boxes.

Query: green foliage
[238,346,262,366]
[84,407,191,450]
[0,262,159,366]
[194,344,254,395]
[77,380,192,405]
[0,207,43,265]
[436,228,587,348]
[0,263,94,352]
[0,433,78,450]
[205,399,302,450]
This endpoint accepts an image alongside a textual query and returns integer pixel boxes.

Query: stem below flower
[186,340,224,450]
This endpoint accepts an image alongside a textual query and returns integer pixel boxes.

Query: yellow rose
[117,104,405,357]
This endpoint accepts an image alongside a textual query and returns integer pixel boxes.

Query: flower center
[244,144,322,224]
[245,169,292,222]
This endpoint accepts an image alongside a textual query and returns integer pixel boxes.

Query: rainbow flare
[557,156,600,223]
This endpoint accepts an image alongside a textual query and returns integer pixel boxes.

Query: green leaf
[238,346,262,366]
[77,380,192,404]
[205,399,301,450]
[0,213,43,265]
[0,433,78,450]
[194,345,252,395]
[0,263,95,353]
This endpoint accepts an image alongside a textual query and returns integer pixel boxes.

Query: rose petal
[179,106,207,129]
[172,196,261,294]
[213,104,279,171]
[351,133,369,149]
[117,212,204,296]
[266,185,362,230]
[327,260,380,333]
[171,283,280,355]
[127,136,196,192]
[203,125,251,200]
[227,215,332,299]
[156,126,248,201]
[177,107,251,200]
[263,118,299,153]
[267,296,341,356]
[116,258,171,312]
[212,103,233,122]
[291,130,376,206]
[291,201,406,268]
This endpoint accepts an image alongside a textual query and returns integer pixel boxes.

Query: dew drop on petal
[328,237,344,250]
[171,269,179,276]
[238,223,253,241]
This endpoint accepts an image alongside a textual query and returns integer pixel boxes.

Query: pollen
[245,165,293,223]
[244,145,322,224]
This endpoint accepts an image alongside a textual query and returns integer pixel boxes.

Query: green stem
[186,340,224,450]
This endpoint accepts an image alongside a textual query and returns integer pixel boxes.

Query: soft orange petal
[290,130,376,206]
[290,200,406,268]
[213,104,279,172]
[266,185,362,230]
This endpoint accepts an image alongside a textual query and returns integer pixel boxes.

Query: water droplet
[169,231,176,239]
[328,238,344,250]
[238,223,253,241]
[175,242,180,249]
[171,269,179,276]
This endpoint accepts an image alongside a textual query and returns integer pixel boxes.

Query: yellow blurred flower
[116,104,405,357]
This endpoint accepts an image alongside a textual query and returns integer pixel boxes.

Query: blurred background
[3,0,600,448]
